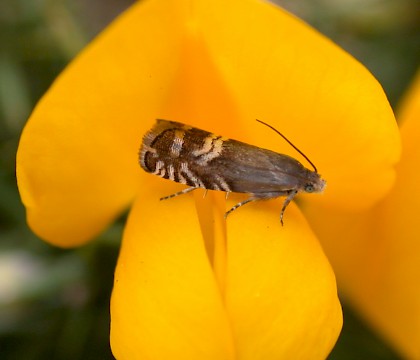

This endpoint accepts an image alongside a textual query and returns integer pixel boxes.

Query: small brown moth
[139,119,326,225]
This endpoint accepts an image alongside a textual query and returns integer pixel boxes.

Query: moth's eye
[305,184,314,193]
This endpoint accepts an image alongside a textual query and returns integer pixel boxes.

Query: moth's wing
[140,121,316,196]
[141,120,226,189]
[207,140,310,195]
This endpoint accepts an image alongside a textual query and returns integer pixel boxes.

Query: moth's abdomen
[139,120,233,192]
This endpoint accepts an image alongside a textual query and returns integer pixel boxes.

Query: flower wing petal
[305,73,420,359]
[112,187,342,359]
[225,199,342,359]
[359,75,420,359]
[110,184,235,360]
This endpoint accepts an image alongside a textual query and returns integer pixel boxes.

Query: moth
[139,119,326,224]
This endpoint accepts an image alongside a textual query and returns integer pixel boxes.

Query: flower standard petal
[16,0,194,246]
[191,0,400,211]
[17,0,400,244]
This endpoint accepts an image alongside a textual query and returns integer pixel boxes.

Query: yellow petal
[364,73,420,359]
[17,0,400,246]
[15,0,248,247]
[110,185,235,360]
[225,199,342,359]
[16,0,192,246]
[187,0,400,210]
[306,72,420,359]
[111,185,342,359]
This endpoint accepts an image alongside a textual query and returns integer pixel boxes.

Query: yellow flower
[306,71,420,360]
[16,0,400,358]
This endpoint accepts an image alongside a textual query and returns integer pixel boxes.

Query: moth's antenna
[256,119,318,173]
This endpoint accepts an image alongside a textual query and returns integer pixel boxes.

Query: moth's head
[302,171,326,194]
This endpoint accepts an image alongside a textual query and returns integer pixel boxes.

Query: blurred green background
[0,0,418,359]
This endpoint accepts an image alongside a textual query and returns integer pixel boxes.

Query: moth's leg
[225,191,231,200]
[224,197,256,218]
[224,190,297,223]
[160,187,197,201]
[203,189,208,198]
[280,190,298,226]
